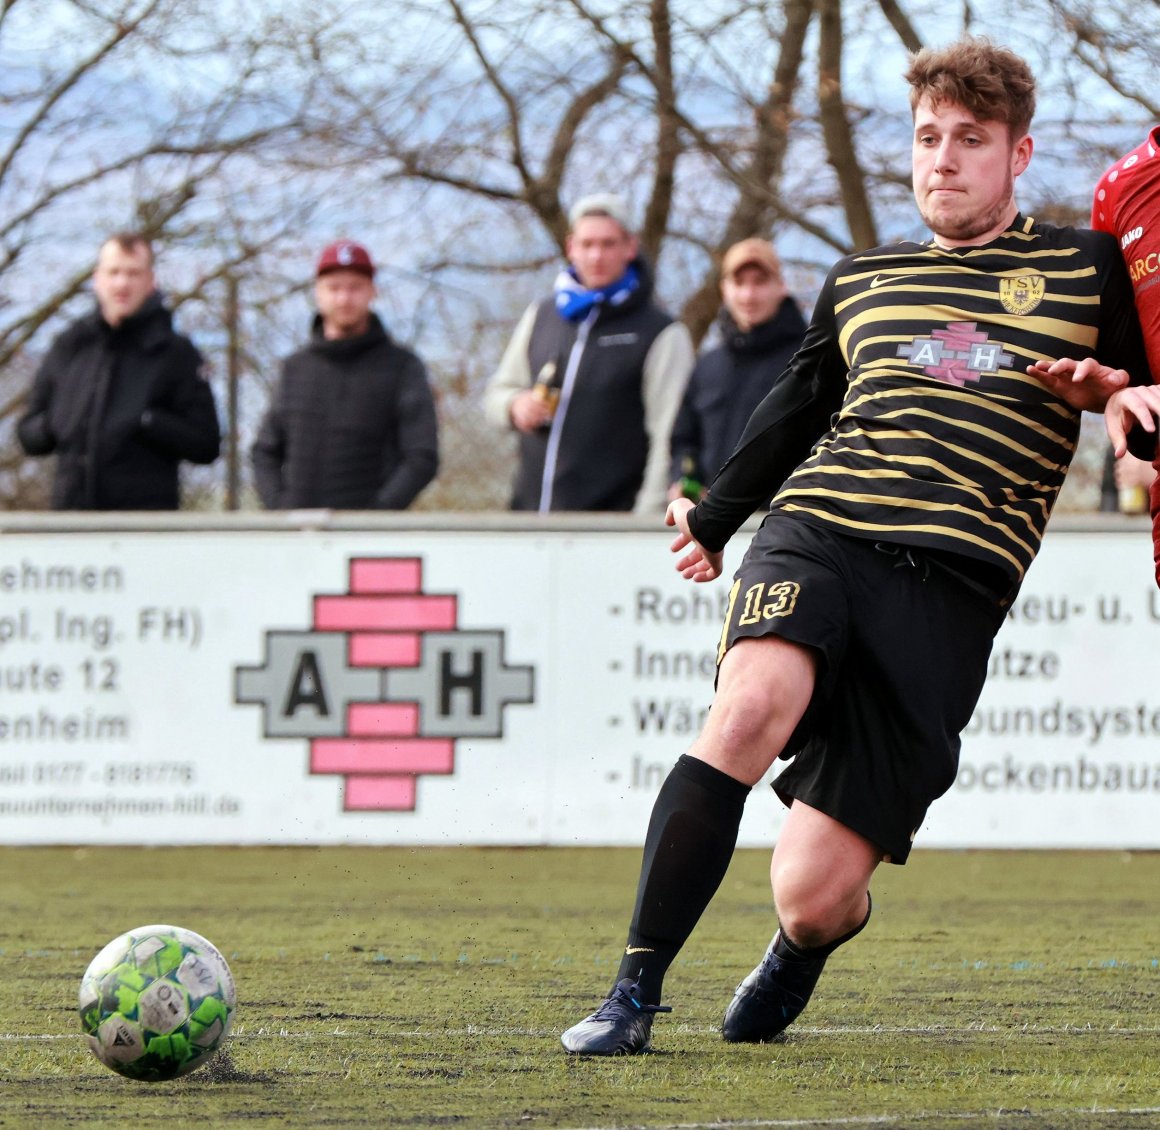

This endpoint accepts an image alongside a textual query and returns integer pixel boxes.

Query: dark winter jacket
[669,296,807,487]
[512,257,677,511]
[251,313,438,509]
[17,294,220,510]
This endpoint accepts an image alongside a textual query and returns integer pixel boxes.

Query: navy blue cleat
[561,977,673,1055]
[720,930,827,1043]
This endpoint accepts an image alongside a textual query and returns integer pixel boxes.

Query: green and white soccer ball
[79,924,236,1081]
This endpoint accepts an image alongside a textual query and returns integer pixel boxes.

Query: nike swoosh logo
[870,274,904,288]
[624,946,655,955]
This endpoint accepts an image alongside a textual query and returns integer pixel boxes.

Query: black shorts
[718,511,1006,864]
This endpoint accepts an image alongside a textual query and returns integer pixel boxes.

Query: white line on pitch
[8,1023,1160,1041]
[557,1109,1160,1130]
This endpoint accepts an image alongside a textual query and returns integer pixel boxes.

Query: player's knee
[774,880,866,951]
[775,899,840,950]
[707,685,790,758]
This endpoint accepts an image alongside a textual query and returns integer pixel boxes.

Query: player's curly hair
[905,37,1036,140]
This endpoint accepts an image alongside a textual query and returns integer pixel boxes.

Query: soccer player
[561,36,1150,1056]
[1092,130,1160,585]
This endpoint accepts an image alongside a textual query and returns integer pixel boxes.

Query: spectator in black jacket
[251,241,439,510]
[668,238,806,502]
[17,232,221,510]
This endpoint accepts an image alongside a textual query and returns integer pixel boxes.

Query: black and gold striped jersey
[689,215,1151,588]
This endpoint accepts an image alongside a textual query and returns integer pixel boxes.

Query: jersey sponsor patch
[895,322,1014,386]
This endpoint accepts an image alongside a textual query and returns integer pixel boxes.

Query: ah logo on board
[234,558,534,812]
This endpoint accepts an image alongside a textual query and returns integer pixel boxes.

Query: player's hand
[509,390,553,433]
[1106,384,1160,456]
[665,498,723,583]
[1027,357,1129,412]
[1114,451,1158,490]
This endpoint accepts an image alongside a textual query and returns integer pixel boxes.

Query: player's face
[912,97,1032,248]
[721,264,787,332]
[315,270,375,339]
[92,242,155,327]
[566,216,638,290]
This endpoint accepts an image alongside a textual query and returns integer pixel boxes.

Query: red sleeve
[1151,461,1160,590]
[1092,170,1114,233]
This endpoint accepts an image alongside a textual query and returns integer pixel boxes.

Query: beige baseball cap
[721,238,781,280]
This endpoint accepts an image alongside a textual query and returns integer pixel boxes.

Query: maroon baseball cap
[316,240,375,278]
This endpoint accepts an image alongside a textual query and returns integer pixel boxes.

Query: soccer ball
[79,924,236,1081]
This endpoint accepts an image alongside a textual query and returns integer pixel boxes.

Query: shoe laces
[592,978,672,1020]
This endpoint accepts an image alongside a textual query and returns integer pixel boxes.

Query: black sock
[615,754,750,1003]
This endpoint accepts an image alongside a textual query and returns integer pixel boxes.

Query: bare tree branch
[0,0,163,190]
[0,264,91,371]
[817,0,878,250]
[538,49,631,247]
[565,0,847,257]
[2,0,1157,511]
[679,0,813,341]
[444,0,535,193]
[877,0,923,54]
[1065,16,1160,117]
[639,0,681,260]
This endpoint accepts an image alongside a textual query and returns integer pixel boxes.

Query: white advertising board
[0,520,1155,848]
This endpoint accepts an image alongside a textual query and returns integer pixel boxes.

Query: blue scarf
[553,263,640,323]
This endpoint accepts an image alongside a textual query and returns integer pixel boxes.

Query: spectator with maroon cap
[252,239,439,510]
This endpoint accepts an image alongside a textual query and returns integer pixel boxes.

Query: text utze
[987,647,1059,680]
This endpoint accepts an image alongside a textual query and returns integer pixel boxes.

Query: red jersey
[1092,127,1160,586]
[1092,126,1160,379]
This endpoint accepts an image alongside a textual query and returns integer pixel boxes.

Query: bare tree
[0,0,322,505]
[3,0,1158,511]
[300,0,1159,509]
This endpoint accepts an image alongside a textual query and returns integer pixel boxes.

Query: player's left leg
[722,800,878,1042]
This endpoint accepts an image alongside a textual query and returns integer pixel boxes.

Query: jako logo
[234,557,534,812]
[1122,226,1144,250]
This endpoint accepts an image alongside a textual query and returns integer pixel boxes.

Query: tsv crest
[998,274,1045,315]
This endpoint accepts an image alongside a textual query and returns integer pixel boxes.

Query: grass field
[2,846,1159,1129]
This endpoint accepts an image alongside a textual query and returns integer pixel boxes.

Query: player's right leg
[721,800,878,1043]
[722,532,1008,1044]
[560,636,816,1056]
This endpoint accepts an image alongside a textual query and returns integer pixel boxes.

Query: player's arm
[666,497,723,582]
[1025,356,1128,412]
[373,352,439,509]
[483,305,546,433]
[1028,231,1152,413]
[636,320,695,514]
[251,368,290,509]
[138,340,221,465]
[16,335,65,455]
[684,270,847,556]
